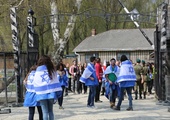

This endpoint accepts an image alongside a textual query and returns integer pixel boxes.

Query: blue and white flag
[25,70,36,92]
[104,65,120,77]
[79,63,94,83]
[104,65,119,99]
[116,60,136,83]
[33,65,62,95]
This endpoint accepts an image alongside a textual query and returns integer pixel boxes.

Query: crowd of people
[23,54,155,120]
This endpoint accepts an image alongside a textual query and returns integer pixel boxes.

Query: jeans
[73,77,77,93]
[117,87,133,108]
[58,86,65,106]
[40,99,54,120]
[109,86,117,103]
[87,85,96,106]
[95,82,102,102]
[82,83,87,93]
[68,78,72,91]
[77,78,82,94]
[29,106,43,120]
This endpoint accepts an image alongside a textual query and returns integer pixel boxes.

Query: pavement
[0,92,170,120]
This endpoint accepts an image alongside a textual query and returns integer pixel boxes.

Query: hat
[142,60,145,64]
[136,59,141,63]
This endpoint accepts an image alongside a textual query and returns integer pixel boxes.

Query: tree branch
[15,0,25,8]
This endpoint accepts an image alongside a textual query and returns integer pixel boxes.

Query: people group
[23,54,155,119]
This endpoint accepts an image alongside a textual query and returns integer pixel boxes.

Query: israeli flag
[33,65,62,95]
[25,70,36,92]
[104,65,120,77]
[79,63,94,83]
[116,60,136,83]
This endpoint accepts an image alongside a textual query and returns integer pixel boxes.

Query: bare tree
[50,0,82,64]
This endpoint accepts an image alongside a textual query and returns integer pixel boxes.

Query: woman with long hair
[33,55,62,120]
[23,65,43,120]
[56,63,68,109]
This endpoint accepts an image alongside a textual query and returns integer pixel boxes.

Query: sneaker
[65,93,68,96]
[139,96,142,99]
[110,102,115,108]
[59,106,64,109]
[126,107,133,111]
[90,106,97,109]
[87,105,91,107]
[53,99,57,104]
[114,107,120,111]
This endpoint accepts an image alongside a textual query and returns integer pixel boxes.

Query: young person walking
[56,63,68,109]
[115,55,136,111]
[105,58,120,108]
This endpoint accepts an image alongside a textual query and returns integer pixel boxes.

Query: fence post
[27,9,38,71]
[10,7,22,103]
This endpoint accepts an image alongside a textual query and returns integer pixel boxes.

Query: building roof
[73,29,155,52]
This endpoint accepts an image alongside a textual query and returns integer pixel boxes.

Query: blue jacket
[85,70,99,86]
[23,70,40,107]
[85,63,98,86]
[57,72,68,87]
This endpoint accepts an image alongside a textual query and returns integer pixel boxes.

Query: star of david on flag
[28,73,34,83]
[41,71,50,83]
[129,67,134,73]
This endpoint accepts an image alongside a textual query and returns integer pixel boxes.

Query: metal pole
[118,0,154,49]
[3,53,8,106]
[155,25,161,101]
[165,2,170,106]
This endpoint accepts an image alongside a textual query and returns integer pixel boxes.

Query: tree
[50,0,82,64]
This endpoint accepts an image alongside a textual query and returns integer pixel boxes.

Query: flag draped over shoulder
[25,70,36,92]
[80,63,94,83]
[33,65,62,95]
[104,65,119,99]
[104,65,119,77]
[116,60,136,83]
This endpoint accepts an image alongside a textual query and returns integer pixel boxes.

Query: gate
[0,52,27,108]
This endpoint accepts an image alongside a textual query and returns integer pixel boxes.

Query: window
[85,53,99,63]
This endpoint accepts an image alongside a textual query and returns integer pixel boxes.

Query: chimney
[91,29,96,36]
